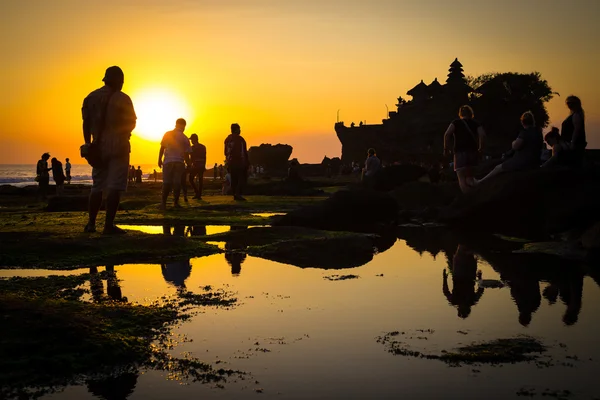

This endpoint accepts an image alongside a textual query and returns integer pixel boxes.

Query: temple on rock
[335,58,474,163]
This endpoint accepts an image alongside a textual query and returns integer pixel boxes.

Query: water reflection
[162,225,192,288]
[225,226,248,276]
[90,265,126,302]
[442,244,484,319]
[86,371,138,400]
[398,227,591,327]
[3,238,600,399]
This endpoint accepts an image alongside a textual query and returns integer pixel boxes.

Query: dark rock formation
[273,188,399,231]
[244,180,325,196]
[389,181,460,211]
[248,144,293,173]
[438,168,600,239]
[581,222,600,250]
[371,164,428,191]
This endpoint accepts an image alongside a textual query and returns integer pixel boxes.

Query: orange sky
[1,0,599,166]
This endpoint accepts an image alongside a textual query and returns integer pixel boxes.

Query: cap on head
[102,66,124,85]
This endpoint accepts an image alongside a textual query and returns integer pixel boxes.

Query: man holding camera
[81,66,137,234]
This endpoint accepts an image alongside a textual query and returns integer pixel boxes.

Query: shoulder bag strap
[461,119,479,145]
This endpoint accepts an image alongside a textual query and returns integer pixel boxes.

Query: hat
[102,66,124,83]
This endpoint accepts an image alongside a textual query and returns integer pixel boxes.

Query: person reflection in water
[86,371,138,400]
[442,244,484,319]
[504,270,541,327]
[161,224,192,289]
[161,260,191,289]
[543,270,584,326]
[89,265,125,302]
[187,225,207,236]
[225,226,248,276]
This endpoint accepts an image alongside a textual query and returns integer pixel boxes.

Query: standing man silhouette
[158,118,191,210]
[65,158,72,184]
[188,133,207,200]
[82,66,136,234]
[224,123,249,201]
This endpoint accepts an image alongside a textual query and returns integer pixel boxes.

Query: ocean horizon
[0,164,158,187]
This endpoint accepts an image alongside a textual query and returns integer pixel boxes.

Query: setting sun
[132,89,192,142]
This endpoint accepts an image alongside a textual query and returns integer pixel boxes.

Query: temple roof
[407,80,428,96]
[450,58,463,68]
[428,78,443,89]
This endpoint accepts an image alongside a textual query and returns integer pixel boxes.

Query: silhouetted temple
[335,58,473,163]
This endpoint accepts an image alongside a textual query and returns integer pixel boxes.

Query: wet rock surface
[273,188,399,231]
[438,168,600,239]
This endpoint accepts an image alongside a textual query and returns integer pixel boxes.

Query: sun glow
[132,89,192,142]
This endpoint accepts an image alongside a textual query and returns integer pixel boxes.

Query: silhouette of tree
[469,72,556,153]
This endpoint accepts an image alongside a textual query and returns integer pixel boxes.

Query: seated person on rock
[476,111,542,185]
[541,127,574,168]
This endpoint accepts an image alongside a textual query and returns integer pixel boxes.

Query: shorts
[163,162,185,186]
[91,154,130,193]
[189,166,205,177]
[454,151,478,171]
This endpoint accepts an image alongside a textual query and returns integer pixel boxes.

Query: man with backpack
[224,123,249,201]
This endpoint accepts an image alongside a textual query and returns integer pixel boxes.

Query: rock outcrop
[248,144,293,173]
[438,168,600,239]
[273,188,399,231]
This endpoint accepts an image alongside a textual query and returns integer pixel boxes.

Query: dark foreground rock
[273,188,399,231]
[372,164,428,191]
[389,181,459,211]
[438,168,600,239]
[244,180,325,196]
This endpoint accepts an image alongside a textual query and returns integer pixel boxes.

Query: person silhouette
[442,244,484,319]
[51,157,66,196]
[81,66,136,234]
[188,133,207,200]
[506,270,541,327]
[65,157,72,184]
[135,166,143,184]
[36,153,52,201]
[158,118,192,210]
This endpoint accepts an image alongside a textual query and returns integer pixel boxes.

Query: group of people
[157,119,208,209]
[36,154,72,200]
[80,66,251,234]
[444,97,587,193]
[127,166,144,184]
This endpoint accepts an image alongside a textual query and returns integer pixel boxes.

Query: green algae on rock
[377,332,549,366]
